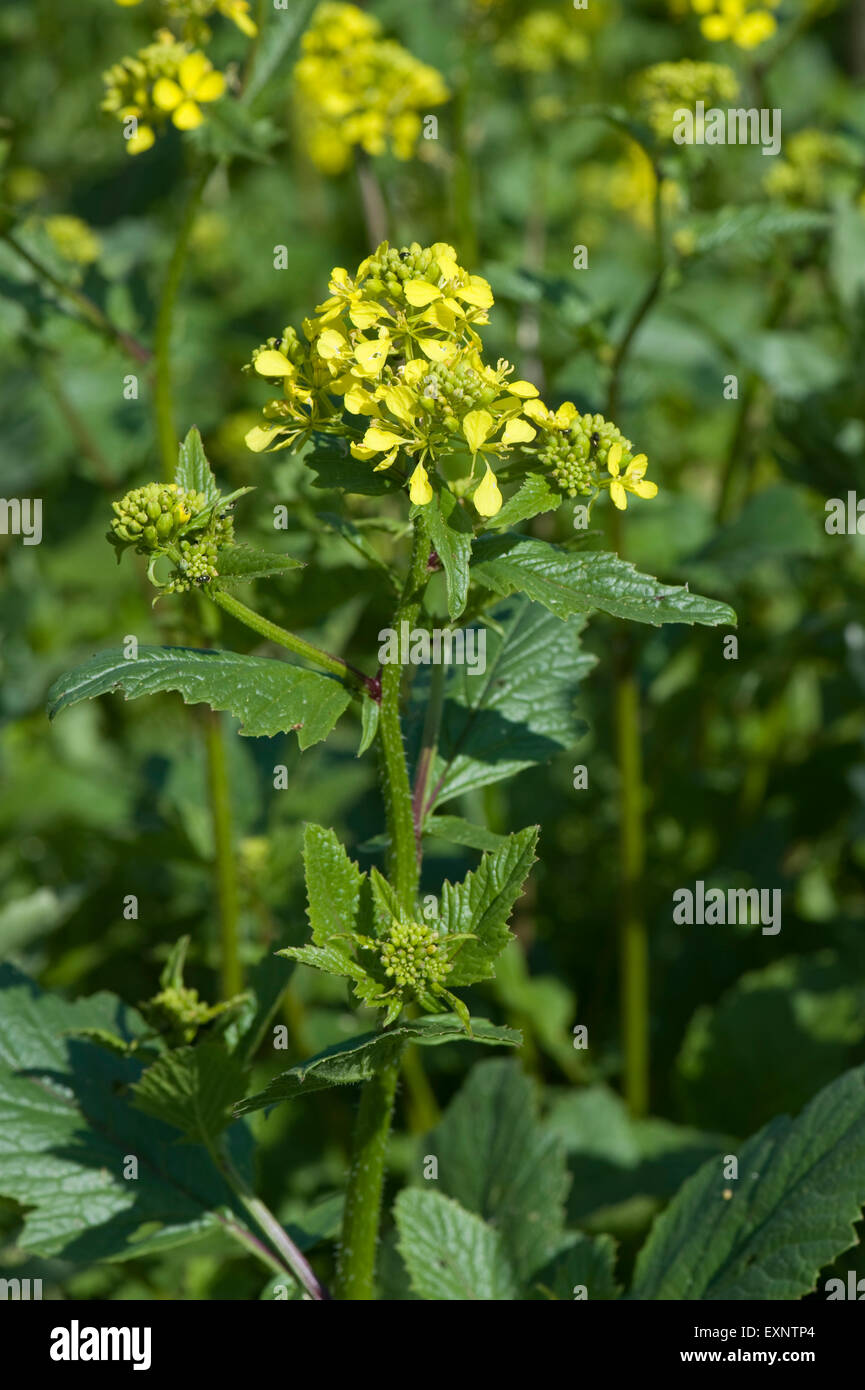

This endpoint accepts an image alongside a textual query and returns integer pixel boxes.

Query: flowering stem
[209,587,376,696]
[202,707,243,999]
[154,160,213,480]
[0,228,151,364]
[336,514,431,1300]
[412,657,446,860]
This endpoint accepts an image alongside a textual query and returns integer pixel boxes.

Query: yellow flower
[607,446,658,510]
[473,464,503,517]
[695,0,779,49]
[153,51,226,130]
[408,463,433,505]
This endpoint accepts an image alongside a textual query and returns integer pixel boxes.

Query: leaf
[630,1064,865,1300]
[47,646,352,750]
[394,1190,518,1300]
[471,536,736,627]
[175,426,219,504]
[430,1058,569,1282]
[301,824,366,947]
[488,473,562,529]
[438,827,538,986]
[423,598,594,805]
[0,966,252,1262]
[304,437,399,495]
[131,1043,248,1144]
[423,815,509,853]
[241,0,317,107]
[279,942,366,982]
[528,1234,621,1300]
[357,695,380,756]
[214,544,304,583]
[234,1016,520,1113]
[831,198,865,311]
[680,204,830,261]
[426,490,473,620]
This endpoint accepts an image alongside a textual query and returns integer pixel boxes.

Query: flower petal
[607,442,623,474]
[404,280,442,306]
[179,51,209,95]
[502,417,536,445]
[172,100,204,131]
[362,426,407,450]
[254,350,294,376]
[152,77,183,112]
[462,409,494,454]
[610,480,627,510]
[473,464,503,517]
[245,424,284,452]
[507,380,540,398]
[194,70,226,104]
[408,463,433,505]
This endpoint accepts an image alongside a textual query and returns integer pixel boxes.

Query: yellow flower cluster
[633,61,740,139]
[102,29,226,154]
[43,215,102,267]
[293,3,449,174]
[113,0,257,41]
[245,243,658,517]
[493,10,589,73]
[689,0,781,48]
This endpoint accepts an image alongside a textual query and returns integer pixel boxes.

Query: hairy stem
[412,657,446,860]
[202,708,242,999]
[209,587,376,695]
[336,514,431,1300]
[154,161,213,479]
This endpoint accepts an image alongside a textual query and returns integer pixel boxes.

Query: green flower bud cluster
[111,482,206,551]
[248,326,304,375]
[378,919,452,991]
[163,534,220,593]
[541,412,633,498]
[418,360,499,427]
[361,242,444,304]
[142,984,214,1044]
[633,60,739,140]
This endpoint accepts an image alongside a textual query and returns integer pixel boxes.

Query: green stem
[355,153,389,249]
[614,670,649,1117]
[209,586,376,696]
[334,1058,400,1300]
[412,657,446,857]
[202,708,242,999]
[336,514,431,1300]
[0,228,150,364]
[154,161,213,480]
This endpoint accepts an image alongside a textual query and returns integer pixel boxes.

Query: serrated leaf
[681,204,830,260]
[131,1042,248,1144]
[394,1190,517,1300]
[439,826,538,985]
[471,536,736,627]
[215,544,304,583]
[47,646,351,750]
[302,824,366,946]
[421,598,594,806]
[279,942,366,982]
[431,1058,569,1282]
[488,473,562,529]
[630,1064,865,1300]
[427,490,473,620]
[529,1233,621,1300]
[175,427,219,503]
[0,966,252,1262]
[234,1016,520,1113]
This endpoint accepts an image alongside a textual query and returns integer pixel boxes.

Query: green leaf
[214,544,304,583]
[278,942,366,982]
[305,438,399,495]
[0,966,252,1262]
[301,824,366,947]
[357,695,380,756]
[431,1058,569,1282]
[488,473,562,529]
[680,204,830,261]
[131,1042,248,1144]
[234,1016,520,1113]
[47,646,352,750]
[175,426,219,504]
[427,490,473,620]
[394,1190,518,1300]
[423,815,509,853]
[630,1064,865,1300]
[439,826,538,985]
[423,598,594,805]
[471,536,736,627]
[528,1234,621,1300]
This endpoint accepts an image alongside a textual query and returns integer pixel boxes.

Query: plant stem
[336,514,431,1300]
[412,657,446,859]
[154,161,213,480]
[209,587,376,696]
[334,1057,400,1300]
[202,708,242,999]
[614,666,649,1116]
[0,229,150,364]
[355,153,389,249]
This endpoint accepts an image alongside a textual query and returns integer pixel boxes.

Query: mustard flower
[606,444,658,510]
[102,29,227,153]
[494,10,589,73]
[690,0,781,48]
[152,50,226,130]
[633,61,740,140]
[293,3,449,173]
[113,0,257,40]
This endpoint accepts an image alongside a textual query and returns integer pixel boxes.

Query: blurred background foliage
[1,0,865,1298]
